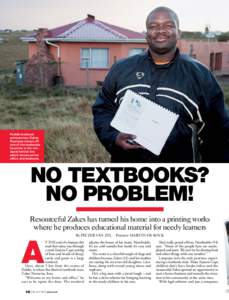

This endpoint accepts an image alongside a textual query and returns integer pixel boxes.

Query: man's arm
[92,64,143,154]
[92,63,120,153]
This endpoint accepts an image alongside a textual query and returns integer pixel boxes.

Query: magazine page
[1,0,229,300]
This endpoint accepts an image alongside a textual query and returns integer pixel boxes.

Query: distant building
[179,39,229,75]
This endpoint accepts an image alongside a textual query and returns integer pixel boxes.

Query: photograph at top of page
[0,0,229,162]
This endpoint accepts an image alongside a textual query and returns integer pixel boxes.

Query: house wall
[28,41,147,87]
[178,39,229,74]
[57,42,147,87]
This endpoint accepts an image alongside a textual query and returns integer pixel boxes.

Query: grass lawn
[0,80,110,162]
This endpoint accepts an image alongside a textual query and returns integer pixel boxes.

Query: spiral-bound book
[111,89,179,155]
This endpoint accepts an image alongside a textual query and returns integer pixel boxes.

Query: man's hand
[115,133,143,150]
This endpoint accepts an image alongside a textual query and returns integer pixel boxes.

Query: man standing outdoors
[92,6,229,162]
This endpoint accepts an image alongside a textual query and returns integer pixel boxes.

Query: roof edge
[21,37,147,43]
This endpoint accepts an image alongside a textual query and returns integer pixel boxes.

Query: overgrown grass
[0,76,109,162]
[0,75,228,162]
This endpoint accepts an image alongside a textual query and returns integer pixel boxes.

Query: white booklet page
[111,90,179,155]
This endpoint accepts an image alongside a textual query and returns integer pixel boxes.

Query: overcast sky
[1,0,229,32]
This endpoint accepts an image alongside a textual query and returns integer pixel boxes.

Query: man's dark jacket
[92,49,229,162]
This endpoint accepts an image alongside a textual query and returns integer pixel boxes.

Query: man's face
[146,10,180,55]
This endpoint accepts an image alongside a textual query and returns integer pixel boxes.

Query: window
[80,48,109,68]
[209,52,222,71]
[128,48,145,57]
